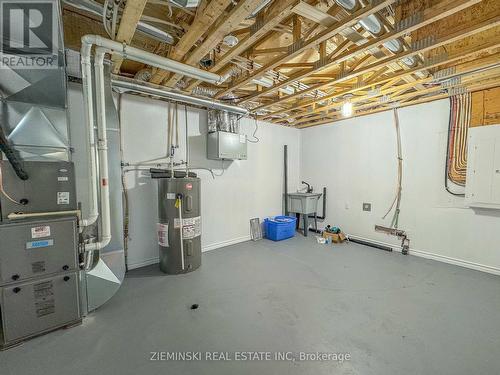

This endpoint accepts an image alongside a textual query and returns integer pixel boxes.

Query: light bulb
[342,101,353,117]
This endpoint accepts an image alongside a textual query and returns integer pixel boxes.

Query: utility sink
[287,192,322,215]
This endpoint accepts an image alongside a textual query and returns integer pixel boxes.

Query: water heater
[153,171,202,274]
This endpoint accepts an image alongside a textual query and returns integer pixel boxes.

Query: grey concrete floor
[2,236,500,375]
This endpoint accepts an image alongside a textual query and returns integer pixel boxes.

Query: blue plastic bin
[264,216,297,241]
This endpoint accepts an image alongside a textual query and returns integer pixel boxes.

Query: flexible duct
[0,125,28,180]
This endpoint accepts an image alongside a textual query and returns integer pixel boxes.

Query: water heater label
[157,223,169,247]
[31,225,51,239]
[57,192,70,205]
[174,216,201,239]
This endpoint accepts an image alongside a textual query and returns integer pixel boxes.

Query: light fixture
[223,35,239,47]
[341,94,354,117]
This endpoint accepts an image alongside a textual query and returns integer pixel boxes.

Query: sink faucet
[301,181,313,193]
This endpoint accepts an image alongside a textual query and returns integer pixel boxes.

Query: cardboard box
[322,231,346,243]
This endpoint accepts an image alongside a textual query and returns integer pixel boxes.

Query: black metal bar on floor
[349,238,393,252]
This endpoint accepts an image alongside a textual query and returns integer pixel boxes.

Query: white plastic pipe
[112,77,249,115]
[95,48,112,247]
[80,34,231,251]
[86,47,112,251]
[80,41,99,227]
[81,35,224,84]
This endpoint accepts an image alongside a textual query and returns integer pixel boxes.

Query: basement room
[1,0,500,374]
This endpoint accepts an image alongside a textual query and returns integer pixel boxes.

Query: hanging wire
[0,162,21,205]
[382,108,403,229]
[246,116,260,143]
[212,160,225,176]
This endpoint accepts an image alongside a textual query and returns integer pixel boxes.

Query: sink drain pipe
[307,187,326,234]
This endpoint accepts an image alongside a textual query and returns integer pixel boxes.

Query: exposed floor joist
[61,0,500,128]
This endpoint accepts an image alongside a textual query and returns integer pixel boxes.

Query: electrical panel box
[0,161,77,221]
[465,125,500,209]
[207,131,247,160]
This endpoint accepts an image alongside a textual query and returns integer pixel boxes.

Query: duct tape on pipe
[174,216,201,239]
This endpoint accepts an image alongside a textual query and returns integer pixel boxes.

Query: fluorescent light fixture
[342,100,353,117]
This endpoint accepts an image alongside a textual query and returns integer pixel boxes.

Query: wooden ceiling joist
[62,0,500,128]
[215,0,398,98]
[254,15,500,115]
[162,0,264,88]
[289,58,500,126]
[260,37,500,121]
[185,0,301,92]
[111,0,149,73]
[239,0,482,106]
[149,0,234,85]
[298,73,500,128]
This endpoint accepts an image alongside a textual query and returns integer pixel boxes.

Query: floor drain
[190,304,199,310]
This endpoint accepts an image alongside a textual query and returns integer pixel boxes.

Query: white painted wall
[300,99,500,274]
[120,94,301,269]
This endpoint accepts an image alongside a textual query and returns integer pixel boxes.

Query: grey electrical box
[0,161,77,221]
[0,216,81,349]
[207,131,247,160]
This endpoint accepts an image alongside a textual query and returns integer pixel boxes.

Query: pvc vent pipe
[112,76,249,115]
[81,35,224,84]
[80,34,233,250]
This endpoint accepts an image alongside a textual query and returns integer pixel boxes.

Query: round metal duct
[359,15,383,35]
[334,0,358,11]
[384,39,403,53]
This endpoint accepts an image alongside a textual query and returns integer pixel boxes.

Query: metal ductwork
[0,1,69,161]
[170,0,201,7]
[334,0,417,68]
